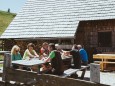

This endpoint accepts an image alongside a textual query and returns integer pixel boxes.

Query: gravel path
[77,70,115,86]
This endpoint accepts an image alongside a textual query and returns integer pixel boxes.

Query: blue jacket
[79,48,88,62]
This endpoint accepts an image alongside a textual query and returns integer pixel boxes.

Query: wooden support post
[90,63,100,83]
[71,39,74,44]
[80,69,87,79]
[58,39,61,44]
[2,53,11,82]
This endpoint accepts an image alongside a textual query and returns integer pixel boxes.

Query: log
[90,63,100,83]
[2,53,11,81]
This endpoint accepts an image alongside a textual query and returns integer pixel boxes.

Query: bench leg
[80,69,86,79]
[100,62,104,71]
[70,73,78,79]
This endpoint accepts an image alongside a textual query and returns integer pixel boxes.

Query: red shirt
[40,47,49,55]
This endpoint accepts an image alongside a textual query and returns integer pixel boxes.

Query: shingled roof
[1,0,115,39]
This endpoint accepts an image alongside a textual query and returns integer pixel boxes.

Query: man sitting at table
[70,44,81,69]
[55,44,64,54]
[43,43,64,75]
[77,45,88,66]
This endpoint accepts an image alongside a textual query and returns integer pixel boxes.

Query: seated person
[23,43,39,71]
[40,42,49,57]
[23,43,39,60]
[77,45,88,66]
[43,43,64,75]
[70,44,81,69]
[11,45,22,69]
[40,42,50,71]
[55,44,63,54]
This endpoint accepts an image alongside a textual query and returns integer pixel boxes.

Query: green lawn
[0,11,16,67]
[0,9,15,66]
[0,10,16,35]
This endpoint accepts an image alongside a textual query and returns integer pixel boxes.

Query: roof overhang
[0,36,75,40]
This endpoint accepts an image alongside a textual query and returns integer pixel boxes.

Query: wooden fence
[1,68,110,86]
[0,53,110,86]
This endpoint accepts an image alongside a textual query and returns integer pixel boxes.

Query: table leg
[100,62,104,71]
[104,59,108,70]
[100,58,104,71]
[38,65,41,73]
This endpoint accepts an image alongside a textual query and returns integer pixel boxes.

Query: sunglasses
[16,50,19,52]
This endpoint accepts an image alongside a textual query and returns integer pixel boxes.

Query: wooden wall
[75,19,115,52]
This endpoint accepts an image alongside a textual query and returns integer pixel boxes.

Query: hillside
[0,10,16,35]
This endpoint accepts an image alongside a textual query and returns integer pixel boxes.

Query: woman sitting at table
[40,42,51,71]
[40,42,49,57]
[11,45,22,69]
[43,43,64,75]
[23,43,39,71]
[23,43,39,60]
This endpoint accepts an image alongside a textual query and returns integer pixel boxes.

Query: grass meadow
[0,10,16,35]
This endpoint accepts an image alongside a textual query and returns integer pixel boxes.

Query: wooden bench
[61,65,89,79]
[94,61,101,64]
[102,62,115,64]
[93,54,115,71]
[94,61,115,71]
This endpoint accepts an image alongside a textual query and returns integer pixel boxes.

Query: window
[98,32,112,47]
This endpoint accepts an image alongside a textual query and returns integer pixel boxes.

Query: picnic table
[12,58,44,73]
[62,55,72,69]
[2,53,89,83]
[12,55,72,73]
[93,54,115,71]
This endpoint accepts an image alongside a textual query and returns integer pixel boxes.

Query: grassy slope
[0,11,16,63]
[0,10,16,35]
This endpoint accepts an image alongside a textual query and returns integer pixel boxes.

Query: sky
[0,0,27,13]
